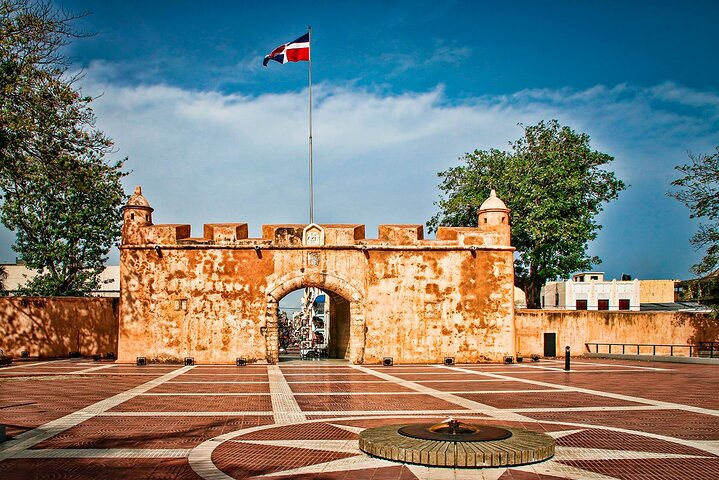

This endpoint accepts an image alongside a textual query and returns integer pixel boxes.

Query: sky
[2,1,719,295]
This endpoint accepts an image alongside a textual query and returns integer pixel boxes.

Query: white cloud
[2,63,717,280]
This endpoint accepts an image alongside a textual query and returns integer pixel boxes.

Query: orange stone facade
[117,187,516,364]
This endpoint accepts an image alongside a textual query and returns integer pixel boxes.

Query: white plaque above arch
[303,223,325,246]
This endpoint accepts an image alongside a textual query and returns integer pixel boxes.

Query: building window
[576,299,587,310]
[555,292,559,307]
[619,299,630,310]
[598,299,609,310]
[590,275,599,281]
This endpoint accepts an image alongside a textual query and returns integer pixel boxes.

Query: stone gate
[117,187,516,364]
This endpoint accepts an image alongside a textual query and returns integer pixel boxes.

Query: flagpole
[308,26,314,225]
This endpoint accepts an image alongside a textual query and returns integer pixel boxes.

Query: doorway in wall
[276,287,351,361]
[543,332,557,357]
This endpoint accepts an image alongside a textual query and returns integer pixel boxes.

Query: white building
[0,262,120,297]
[293,287,330,357]
[541,272,640,311]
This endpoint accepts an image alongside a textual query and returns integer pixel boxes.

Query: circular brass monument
[359,419,555,468]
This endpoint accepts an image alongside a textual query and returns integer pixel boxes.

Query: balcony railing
[585,342,718,358]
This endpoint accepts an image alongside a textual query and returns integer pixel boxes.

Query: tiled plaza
[1,358,718,479]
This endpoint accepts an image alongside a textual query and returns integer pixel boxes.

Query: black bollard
[564,346,571,371]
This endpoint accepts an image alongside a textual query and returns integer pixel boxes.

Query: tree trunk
[525,264,542,309]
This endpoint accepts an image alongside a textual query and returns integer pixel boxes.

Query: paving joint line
[68,364,119,374]
[0,365,195,461]
[0,359,74,371]
[436,364,719,418]
[13,448,192,459]
[349,364,531,422]
[268,365,306,424]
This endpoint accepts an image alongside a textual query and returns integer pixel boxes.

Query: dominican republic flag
[263,32,310,66]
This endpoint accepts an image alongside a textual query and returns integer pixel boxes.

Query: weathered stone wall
[329,294,351,360]
[362,249,515,363]
[117,186,517,364]
[0,297,118,358]
[120,247,273,364]
[515,309,714,356]
[118,241,516,364]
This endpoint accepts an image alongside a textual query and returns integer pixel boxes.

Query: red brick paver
[1,358,718,480]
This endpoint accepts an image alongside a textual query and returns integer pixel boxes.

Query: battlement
[121,187,512,249]
[121,222,512,249]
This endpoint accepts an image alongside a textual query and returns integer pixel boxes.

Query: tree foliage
[0,0,127,296]
[670,147,719,279]
[428,120,625,308]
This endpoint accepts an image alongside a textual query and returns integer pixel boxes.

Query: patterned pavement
[1,358,718,479]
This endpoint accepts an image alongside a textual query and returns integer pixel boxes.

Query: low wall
[0,297,119,358]
[515,309,716,357]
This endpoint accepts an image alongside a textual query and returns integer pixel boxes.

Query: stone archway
[265,273,366,364]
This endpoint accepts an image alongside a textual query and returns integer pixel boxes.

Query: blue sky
[2,0,718,284]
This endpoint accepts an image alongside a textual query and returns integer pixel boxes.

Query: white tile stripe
[0,365,195,461]
[439,364,719,418]
[14,448,191,458]
[167,380,395,384]
[267,365,306,424]
[375,369,662,375]
[163,378,567,384]
[0,371,171,376]
[97,409,483,416]
[0,359,73,370]
[138,388,561,396]
[69,364,119,374]
[568,360,670,371]
[511,405,673,413]
[349,364,531,422]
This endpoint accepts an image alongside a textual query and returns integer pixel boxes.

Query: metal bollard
[564,346,571,371]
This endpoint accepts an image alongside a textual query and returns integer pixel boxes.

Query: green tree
[669,147,719,302]
[428,120,625,308]
[0,0,127,296]
[0,264,7,293]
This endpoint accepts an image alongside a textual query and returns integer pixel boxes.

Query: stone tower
[122,186,154,245]
[477,189,511,246]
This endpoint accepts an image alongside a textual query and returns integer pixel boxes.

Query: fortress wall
[362,248,516,363]
[118,187,517,364]
[514,309,714,357]
[118,247,273,364]
[118,223,517,364]
[0,296,118,358]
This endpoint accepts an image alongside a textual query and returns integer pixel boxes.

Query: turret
[122,186,154,245]
[477,189,511,246]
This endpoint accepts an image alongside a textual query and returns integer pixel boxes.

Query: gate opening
[277,287,351,361]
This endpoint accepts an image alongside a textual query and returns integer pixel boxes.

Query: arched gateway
[118,188,516,364]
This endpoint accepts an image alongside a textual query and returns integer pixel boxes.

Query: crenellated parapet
[121,187,513,249]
